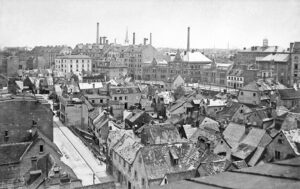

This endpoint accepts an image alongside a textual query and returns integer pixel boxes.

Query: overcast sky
[0,0,299,49]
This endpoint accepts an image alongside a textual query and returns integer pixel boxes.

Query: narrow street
[53,117,108,185]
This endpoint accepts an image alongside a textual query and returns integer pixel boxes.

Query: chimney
[290,42,294,53]
[187,27,190,52]
[100,37,102,45]
[150,33,152,45]
[106,39,109,44]
[103,37,107,45]
[133,32,136,45]
[144,38,148,45]
[96,22,99,44]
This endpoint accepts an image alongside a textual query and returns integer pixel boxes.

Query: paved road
[53,118,108,185]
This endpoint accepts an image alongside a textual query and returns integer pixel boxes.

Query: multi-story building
[142,50,212,83]
[235,39,287,66]
[55,55,92,76]
[290,42,300,87]
[256,53,290,86]
[93,59,128,80]
[227,68,258,89]
[110,86,142,109]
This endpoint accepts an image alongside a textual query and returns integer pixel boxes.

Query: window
[128,165,131,173]
[39,145,44,153]
[76,60,78,63]
[125,96,128,100]
[142,178,145,186]
[240,91,244,95]
[4,130,9,142]
[114,97,117,101]
[278,139,283,144]
[295,64,298,70]
[275,151,280,160]
[123,159,126,168]
[253,93,256,97]
[134,171,138,180]
[119,97,122,100]
[240,109,244,114]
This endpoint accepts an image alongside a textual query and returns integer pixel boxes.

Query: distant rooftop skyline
[0,0,299,49]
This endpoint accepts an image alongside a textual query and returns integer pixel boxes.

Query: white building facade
[55,55,92,75]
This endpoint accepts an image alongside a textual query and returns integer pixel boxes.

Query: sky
[0,0,299,49]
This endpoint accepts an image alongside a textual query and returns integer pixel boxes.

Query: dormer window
[169,149,179,165]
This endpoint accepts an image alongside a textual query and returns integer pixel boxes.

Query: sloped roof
[141,142,201,180]
[141,123,183,145]
[181,51,212,63]
[190,128,220,144]
[110,86,141,94]
[198,153,231,176]
[259,53,289,62]
[58,54,91,59]
[79,82,103,90]
[113,134,143,164]
[0,142,31,165]
[283,129,300,155]
[216,101,242,121]
[278,88,300,100]
[183,125,198,139]
[281,112,300,131]
[199,117,220,132]
[223,122,245,149]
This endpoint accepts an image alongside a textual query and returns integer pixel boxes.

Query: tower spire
[125,27,129,44]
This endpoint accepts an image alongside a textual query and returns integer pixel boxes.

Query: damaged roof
[141,142,202,180]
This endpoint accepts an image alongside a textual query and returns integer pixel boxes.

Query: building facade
[55,55,92,76]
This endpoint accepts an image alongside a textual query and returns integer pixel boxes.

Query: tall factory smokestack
[96,22,99,44]
[187,27,190,52]
[133,32,136,45]
[150,33,152,45]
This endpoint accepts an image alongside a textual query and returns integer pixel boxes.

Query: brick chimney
[96,22,99,44]
[187,27,190,52]
[133,32,136,45]
[144,38,148,45]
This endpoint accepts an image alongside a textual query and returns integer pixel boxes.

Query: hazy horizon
[0,0,299,49]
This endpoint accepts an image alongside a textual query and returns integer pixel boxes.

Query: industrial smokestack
[96,22,99,44]
[133,32,136,45]
[150,33,152,45]
[187,27,190,52]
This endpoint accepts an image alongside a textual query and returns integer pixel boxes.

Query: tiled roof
[189,128,220,144]
[216,101,242,121]
[110,86,141,94]
[199,117,220,132]
[283,129,300,155]
[141,142,201,180]
[141,123,183,145]
[278,88,300,100]
[198,153,231,176]
[154,157,300,189]
[281,112,300,131]
[113,134,143,164]
[183,125,198,139]
[223,122,245,149]
[0,142,31,165]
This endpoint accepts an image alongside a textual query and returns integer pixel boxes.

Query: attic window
[278,139,283,144]
[169,149,179,165]
[253,93,256,97]
[117,89,121,93]
[39,145,44,153]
